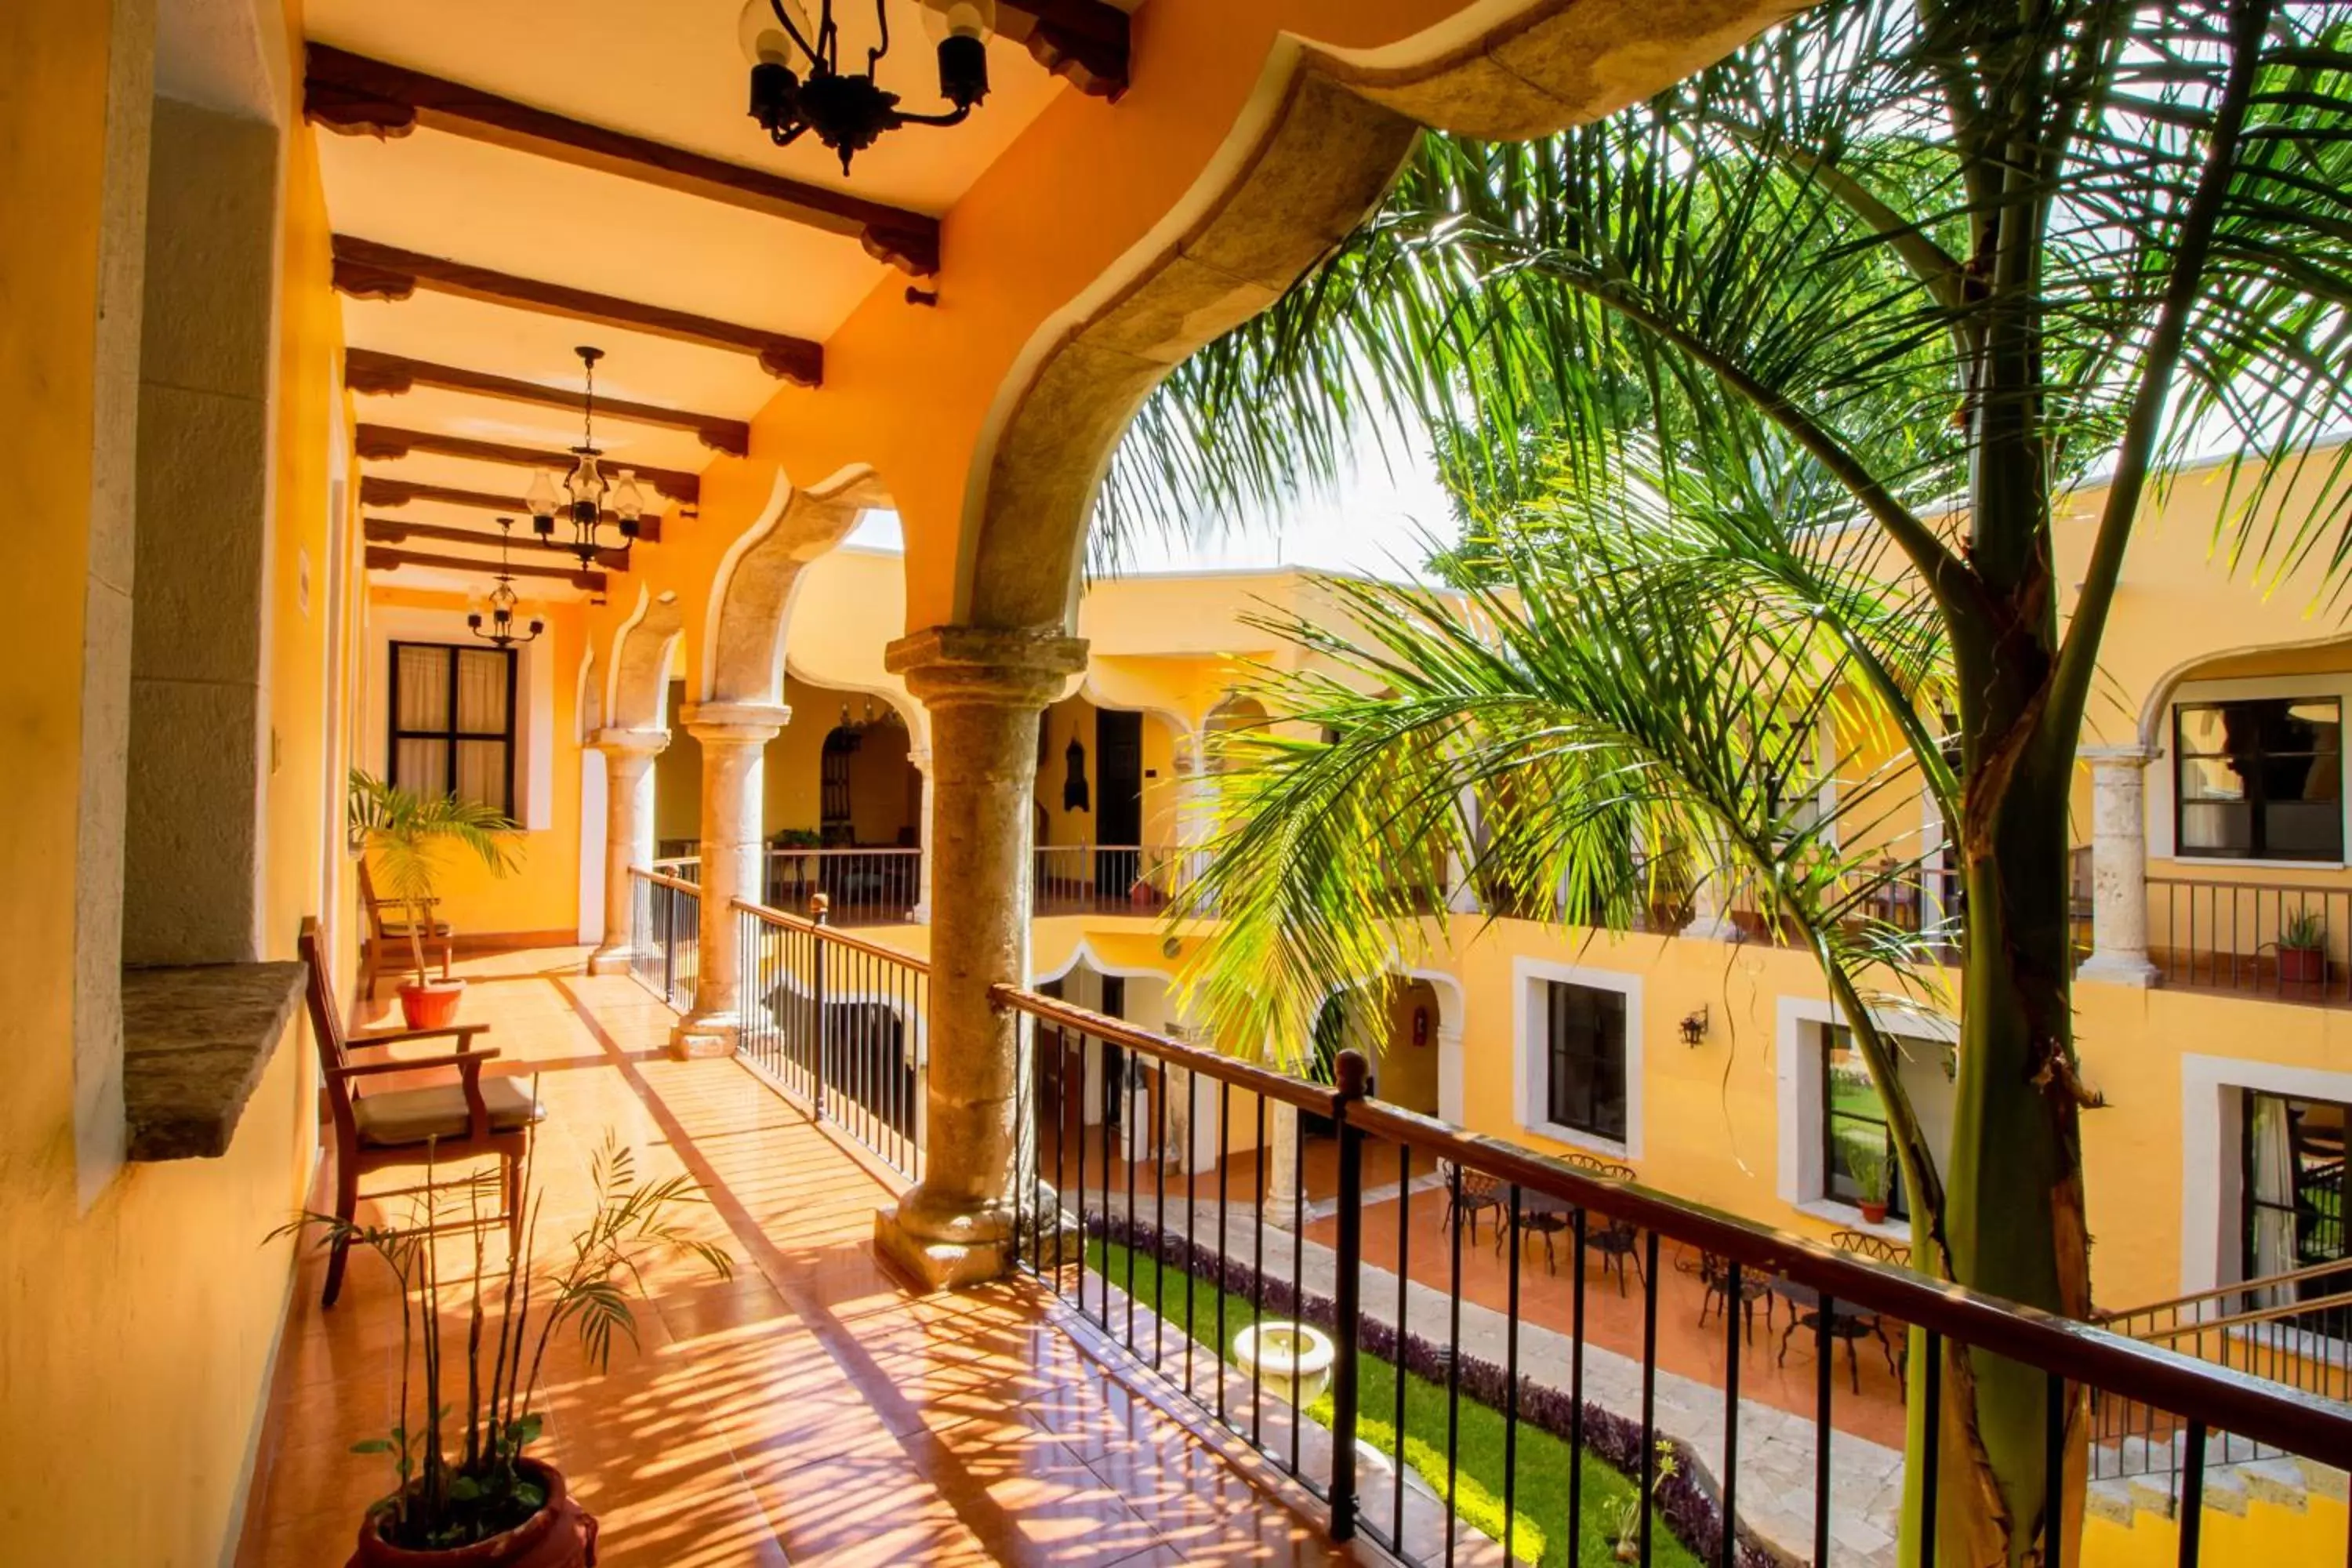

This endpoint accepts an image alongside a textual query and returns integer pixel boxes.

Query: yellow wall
[365,588,588,940]
[2084,1486,2347,1568]
[0,2,351,1562]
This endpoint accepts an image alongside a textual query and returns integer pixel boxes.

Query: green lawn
[1087,1241,1703,1568]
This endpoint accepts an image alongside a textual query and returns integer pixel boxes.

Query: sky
[841,424,1458,583]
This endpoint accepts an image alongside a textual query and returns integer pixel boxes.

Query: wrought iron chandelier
[468,519,545,648]
[528,346,647,571]
[738,0,996,175]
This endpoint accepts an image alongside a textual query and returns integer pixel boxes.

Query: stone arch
[575,647,602,742]
[702,464,894,707]
[2132,630,2352,750]
[956,0,1800,631]
[606,586,686,733]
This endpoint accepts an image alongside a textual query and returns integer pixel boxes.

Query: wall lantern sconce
[739,0,996,176]
[1679,1006,1710,1048]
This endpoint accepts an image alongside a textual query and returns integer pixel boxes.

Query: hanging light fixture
[468,518,546,648]
[739,0,996,176]
[528,346,647,571]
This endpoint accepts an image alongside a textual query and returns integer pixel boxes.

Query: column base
[906,900,932,924]
[2078,953,2161,988]
[1679,914,1742,942]
[586,944,638,976]
[670,1014,742,1059]
[873,1202,1016,1292]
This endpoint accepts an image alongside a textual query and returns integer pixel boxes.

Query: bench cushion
[354,1079,542,1147]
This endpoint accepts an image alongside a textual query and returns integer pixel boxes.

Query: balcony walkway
[234,952,1361,1568]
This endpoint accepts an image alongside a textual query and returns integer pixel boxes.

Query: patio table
[1770,1276,1900,1394]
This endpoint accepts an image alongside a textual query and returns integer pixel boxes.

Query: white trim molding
[1511,956,1642,1161]
[1776,995,1958,1224]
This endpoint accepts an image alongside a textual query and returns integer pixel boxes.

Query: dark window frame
[387,641,518,816]
[2174,696,2344,862]
[1541,979,1628,1143]
[1820,1024,1908,1221]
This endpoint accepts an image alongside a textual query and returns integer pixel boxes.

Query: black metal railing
[627,866,700,1014]
[762,847,923,927]
[735,896,927,1182]
[1032,844,1184,916]
[2148,876,2352,1004]
[996,983,2352,1567]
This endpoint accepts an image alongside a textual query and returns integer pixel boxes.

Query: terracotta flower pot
[349,1460,597,1568]
[399,978,466,1031]
[2281,943,2327,987]
[1859,1200,1889,1225]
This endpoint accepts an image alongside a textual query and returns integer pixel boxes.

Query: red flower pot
[399,978,466,1031]
[349,1461,597,1568]
[2281,944,2328,987]
[1859,1200,1889,1226]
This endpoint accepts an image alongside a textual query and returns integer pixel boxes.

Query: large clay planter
[348,1460,597,1568]
[2281,944,2327,987]
[400,978,466,1030]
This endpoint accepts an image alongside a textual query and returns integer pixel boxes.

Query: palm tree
[1117,2,2352,1559]
[348,770,521,986]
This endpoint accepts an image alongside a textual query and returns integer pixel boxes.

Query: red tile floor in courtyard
[234,950,1363,1568]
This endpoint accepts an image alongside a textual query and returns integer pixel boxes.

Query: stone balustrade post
[876,625,1087,1289]
[2078,743,2161,987]
[670,702,790,1058]
[586,727,670,976]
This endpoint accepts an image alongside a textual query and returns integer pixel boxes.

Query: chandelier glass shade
[529,346,645,572]
[738,0,996,174]
[468,519,545,648]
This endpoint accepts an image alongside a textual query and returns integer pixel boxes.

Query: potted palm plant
[274,1133,731,1567]
[2279,908,2328,988]
[1847,1142,1892,1226]
[350,770,521,1029]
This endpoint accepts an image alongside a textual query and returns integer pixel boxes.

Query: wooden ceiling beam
[304,44,938,274]
[986,0,1131,98]
[345,348,750,456]
[358,474,666,542]
[354,424,700,508]
[364,516,631,571]
[366,544,606,593]
[332,235,823,386]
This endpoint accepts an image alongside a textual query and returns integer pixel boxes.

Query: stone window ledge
[123,961,307,1161]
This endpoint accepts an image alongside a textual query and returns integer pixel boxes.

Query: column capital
[2081,743,2155,768]
[906,746,933,774]
[885,625,1087,710]
[590,726,670,759]
[681,701,790,746]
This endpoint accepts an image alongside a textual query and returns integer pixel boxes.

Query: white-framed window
[2150,672,2352,869]
[1775,996,1955,1232]
[1513,959,1642,1158]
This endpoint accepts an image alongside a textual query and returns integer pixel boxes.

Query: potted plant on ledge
[1847,1142,1893,1227]
[350,770,521,1029]
[2279,908,2328,989]
[274,1134,732,1567]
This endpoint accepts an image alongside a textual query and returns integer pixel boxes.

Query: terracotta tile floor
[235,950,1360,1567]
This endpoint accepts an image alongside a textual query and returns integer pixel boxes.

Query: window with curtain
[2176,698,2343,861]
[1543,981,1627,1142]
[2245,1092,2350,1330]
[389,642,517,816]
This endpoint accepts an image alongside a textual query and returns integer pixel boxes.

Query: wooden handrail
[2097,1257,2352,1325]
[629,867,701,895]
[993,985,1344,1116]
[733,898,935,974]
[2135,1287,2352,1346]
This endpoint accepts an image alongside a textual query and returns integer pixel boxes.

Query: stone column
[906,746,935,924]
[2078,744,2161,986]
[586,727,669,975]
[1436,1022,1467,1124]
[1173,735,1218,909]
[1262,1101,1301,1229]
[1447,785,1484,915]
[876,625,1087,1289]
[670,702,790,1058]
